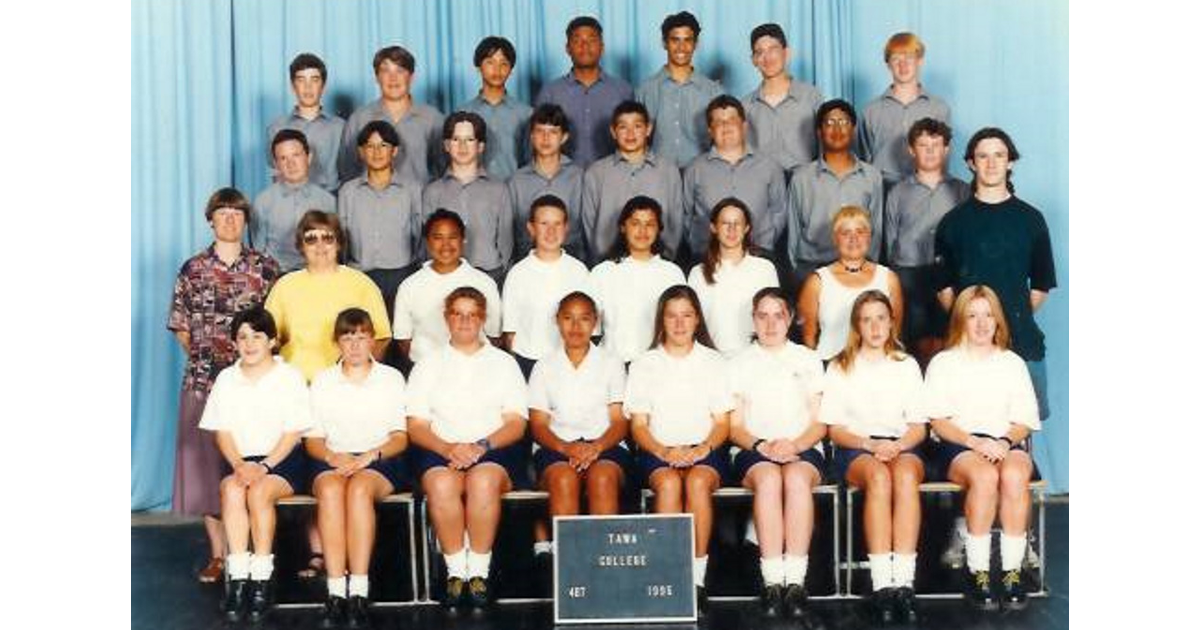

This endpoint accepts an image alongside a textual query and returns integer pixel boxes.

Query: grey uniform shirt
[340,99,445,184]
[858,89,951,184]
[337,172,423,271]
[682,148,787,254]
[786,157,884,265]
[460,93,533,181]
[422,171,514,272]
[534,69,634,168]
[582,151,684,264]
[507,158,586,261]
[251,181,337,272]
[635,67,722,168]
[884,174,970,268]
[266,108,346,194]
[742,80,824,172]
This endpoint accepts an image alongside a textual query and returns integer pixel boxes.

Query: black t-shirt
[933,195,1057,360]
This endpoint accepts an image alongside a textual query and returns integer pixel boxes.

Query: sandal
[297,553,325,579]
[197,556,224,584]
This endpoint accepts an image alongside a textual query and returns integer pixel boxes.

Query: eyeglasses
[823,118,853,128]
[302,231,337,245]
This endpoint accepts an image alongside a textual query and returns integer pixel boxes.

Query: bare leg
[204,515,226,559]
[998,451,1033,536]
[781,461,819,555]
[544,463,582,517]
[464,464,512,552]
[847,456,893,554]
[314,473,349,578]
[585,461,623,515]
[684,466,720,557]
[948,453,1000,536]
[247,476,294,555]
[744,463,784,558]
[346,470,393,576]
[220,476,250,554]
[890,454,924,553]
[422,469,466,554]
[649,468,683,514]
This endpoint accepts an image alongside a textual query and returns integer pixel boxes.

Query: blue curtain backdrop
[132,0,1069,509]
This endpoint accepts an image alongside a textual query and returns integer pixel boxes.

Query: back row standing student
[266,53,345,194]
[508,104,587,261]
[858,32,951,190]
[743,23,823,174]
[460,36,532,181]
[253,129,336,272]
[340,45,444,185]
[635,11,722,169]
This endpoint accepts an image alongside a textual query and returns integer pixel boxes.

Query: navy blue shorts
[409,443,530,490]
[533,443,634,479]
[636,445,730,486]
[309,453,409,493]
[733,447,825,484]
[831,440,927,482]
[232,448,307,494]
[928,434,1029,482]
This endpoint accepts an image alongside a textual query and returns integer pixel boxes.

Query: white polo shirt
[819,353,925,438]
[687,255,780,356]
[624,344,734,446]
[923,347,1041,438]
[199,357,312,457]
[406,343,528,443]
[392,259,502,364]
[728,342,824,443]
[589,255,686,362]
[307,361,407,453]
[529,344,626,444]
[502,251,592,360]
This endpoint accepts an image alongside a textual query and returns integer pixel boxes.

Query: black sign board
[553,514,696,624]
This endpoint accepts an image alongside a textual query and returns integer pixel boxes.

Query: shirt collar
[882,85,929,103]
[816,155,865,176]
[204,243,248,268]
[289,106,331,121]
[706,146,753,165]
[613,150,658,167]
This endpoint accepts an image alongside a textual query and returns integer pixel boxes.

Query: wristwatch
[475,438,492,452]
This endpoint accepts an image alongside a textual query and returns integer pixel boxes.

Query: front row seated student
[306,308,409,628]
[393,209,502,369]
[502,194,591,377]
[508,103,587,261]
[200,306,311,623]
[727,287,824,621]
[821,290,926,625]
[405,287,529,609]
[925,285,1041,613]
[253,129,337,272]
[587,196,686,364]
[625,284,733,608]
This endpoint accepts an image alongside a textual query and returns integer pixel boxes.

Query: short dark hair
[474,36,516,67]
[605,195,666,262]
[751,23,787,50]
[964,127,1021,193]
[423,208,466,239]
[557,290,597,317]
[293,210,346,252]
[566,16,603,38]
[705,94,746,126]
[907,117,953,147]
[529,103,570,133]
[442,111,488,143]
[817,98,857,128]
[610,100,650,127]
[661,11,701,41]
[289,53,328,82]
[271,128,310,156]
[357,120,400,148]
[529,194,569,223]
[333,307,375,340]
[204,187,251,223]
[230,306,278,344]
[373,45,415,74]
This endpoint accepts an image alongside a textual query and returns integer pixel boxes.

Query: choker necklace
[842,261,865,273]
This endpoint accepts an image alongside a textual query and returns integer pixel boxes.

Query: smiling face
[751,35,788,80]
[856,300,893,352]
[611,112,651,155]
[209,206,246,245]
[445,296,485,346]
[752,295,791,348]
[833,215,871,261]
[819,108,855,153]
[359,131,398,174]
[273,139,311,185]
[556,297,597,352]
[426,218,464,267]
[662,297,699,349]
[528,204,567,253]
[301,226,339,269]
[664,26,697,68]
[964,297,999,349]
[235,323,275,368]
[375,59,412,101]
[621,208,660,256]
[710,204,750,251]
[968,137,1013,190]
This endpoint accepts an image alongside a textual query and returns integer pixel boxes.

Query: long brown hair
[945,285,1010,350]
[649,284,715,350]
[701,197,755,284]
[833,289,906,372]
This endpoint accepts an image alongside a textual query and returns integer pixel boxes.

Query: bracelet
[997,436,1014,448]
[260,460,274,473]
[752,438,766,452]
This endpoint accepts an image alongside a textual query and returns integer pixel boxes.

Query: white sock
[249,554,275,581]
[869,553,894,591]
[533,540,554,555]
[1000,533,1027,572]
[692,555,709,586]
[468,550,492,579]
[965,533,991,573]
[783,554,808,586]
[226,552,252,580]
[444,549,468,579]
[760,556,785,586]
[348,574,370,598]
[327,576,347,598]
[894,553,917,588]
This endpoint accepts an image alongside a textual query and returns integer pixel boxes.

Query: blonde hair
[884,32,925,61]
[833,289,906,372]
[831,205,871,239]
[945,285,1011,350]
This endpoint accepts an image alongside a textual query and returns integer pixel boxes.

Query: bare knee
[547,467,581,498]
[685,469,716,502]
[220,477,246,504]
[423,472,461,505]
[314,475,346,503]
[782,464,815,494]
[651,470,682,499]
[466,469,503,500]
[999,462,1031,497]
[865,464,892,497]
[752,465,783,495]
[586,463,621,494]
[247,482,277,512]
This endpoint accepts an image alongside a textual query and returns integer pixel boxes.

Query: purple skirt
[172,389,224,516]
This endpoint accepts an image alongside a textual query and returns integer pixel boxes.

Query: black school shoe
[466,576,491,609]
[318,595,346,629]
[966,570,999,612]
[345,595,371,628]
[892,586,919,624]
[221,578,248,622]
[783,583,808,617]
[760,583,784,617]
[246,579,274,622]
[869,587,897,624]
[1000,569,1027,611]
[695,585,708,614]
[443,577,466,608]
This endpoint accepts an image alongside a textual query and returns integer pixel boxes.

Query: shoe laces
[1002,569,1021,587]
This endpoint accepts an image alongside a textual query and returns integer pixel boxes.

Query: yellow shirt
[265,266,391,381]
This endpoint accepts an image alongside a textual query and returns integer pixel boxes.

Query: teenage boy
[253,129,336,272]
[743,23,823,173]
[267,53,345,193]
[508,104,587,261]
[461,36,533,180]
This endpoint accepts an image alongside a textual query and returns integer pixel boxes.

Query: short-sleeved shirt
[687,256,779,356]
[391,260,502,364]
[460,93,533,180]
[168,245,281,394]
[534,69,634,168]
[588,255,686,362]
[634,67,723,168]
[884,174,970,268]
[923,347,1041,438]
[857,89,951,184]
[787,157,884,265]
[267,108,347,193]
[406,343,527,443]
[581,151,684,263]
[682,148,787,253]
[421,171,514,272]
[742,80,824,171]
[251,182,337,272]
[819,354,925,439]
[337,173,423,271]
[933,196,1057,360]
[507,158,587,260]
[199,357,312,456]
[340,99,445,184]
[308,361,407,453]
[529,344,626,443]
[728,342,824,443]
[624,345,733,446]
[502,252,592,360]
[264,266,392,381]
